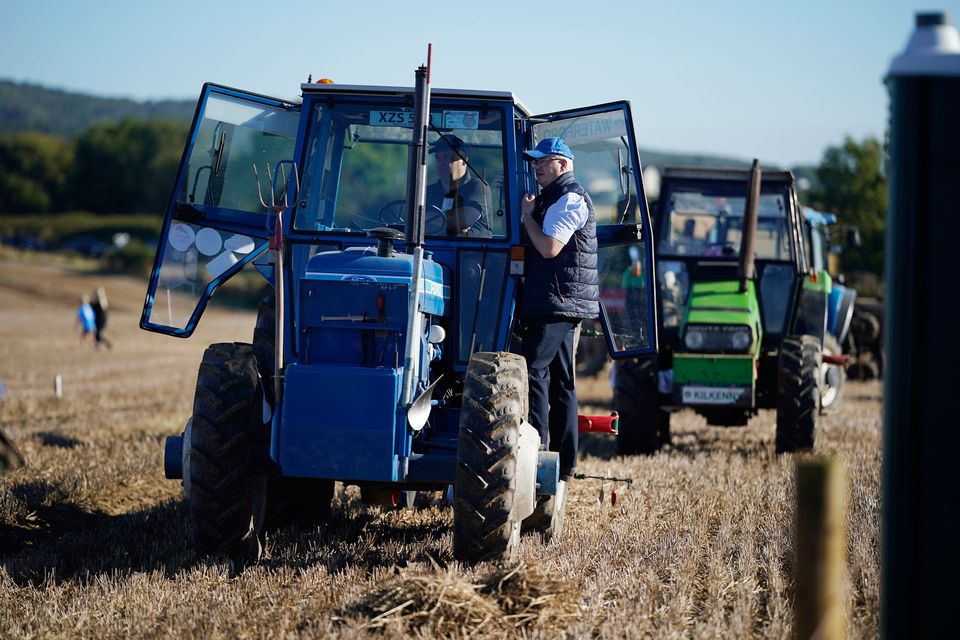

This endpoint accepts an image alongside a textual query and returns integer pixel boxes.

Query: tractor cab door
[141,85,300,337]
[530,102,658,356]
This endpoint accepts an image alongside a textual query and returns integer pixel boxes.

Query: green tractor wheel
[614,358,669,455]
[453,352,529,563]
[775,335,822,453]
[188,343,270,562]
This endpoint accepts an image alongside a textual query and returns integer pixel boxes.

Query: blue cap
[523,137,574,160]
[429,135,467,155]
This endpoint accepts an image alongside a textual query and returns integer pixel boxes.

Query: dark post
[882,12,960,639]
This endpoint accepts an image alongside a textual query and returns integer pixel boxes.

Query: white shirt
[541,192,590,245]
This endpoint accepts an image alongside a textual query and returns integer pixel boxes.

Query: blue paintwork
[802,207,838,227]
[828,282,857,342]
[281,363,405,480]
[305,248,448,317]
[803,206,857,342]
[535,450,560,496]
[164,435,184,479]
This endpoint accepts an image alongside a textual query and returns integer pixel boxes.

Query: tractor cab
[653,168,803,344]
[141,83,658,362]
[140,74,659,563]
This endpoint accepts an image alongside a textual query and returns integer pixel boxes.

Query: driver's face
[435,150,467,186]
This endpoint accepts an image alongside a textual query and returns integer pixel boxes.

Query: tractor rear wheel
[453,352,528,563]
[775,335,821,453]
[253,291,276,397]
[0,427,24,474]
[819,334,846,414]
[614,358,668,455]
[188,343,269,562]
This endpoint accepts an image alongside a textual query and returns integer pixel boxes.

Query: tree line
[0,119,887,278]
[0,119,188,215]
[804,136,886,278]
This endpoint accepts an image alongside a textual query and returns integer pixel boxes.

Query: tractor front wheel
[819,334,846,414]
[453,352,529,563]
[188,343,270,562]
[614,358,669,455]
[775,335,821,453]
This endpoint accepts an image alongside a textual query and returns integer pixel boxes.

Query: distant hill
[0,79,769,171]
[0,79,194,137]
[639,148,755,171]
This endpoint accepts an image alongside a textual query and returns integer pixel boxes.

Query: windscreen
[658,181,793,261]
[294,102,507,239]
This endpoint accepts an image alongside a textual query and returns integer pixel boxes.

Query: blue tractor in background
[801,207,860,412]
[141,57,659,564]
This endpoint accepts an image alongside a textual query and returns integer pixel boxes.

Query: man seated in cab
[426,135,492,238]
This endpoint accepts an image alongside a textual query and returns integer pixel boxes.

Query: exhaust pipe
[739,159,761,292]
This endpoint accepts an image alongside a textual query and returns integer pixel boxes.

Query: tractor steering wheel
[378,199,450,236]
[377,199,407,226]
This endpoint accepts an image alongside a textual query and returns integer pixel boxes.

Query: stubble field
[0,250,881,638]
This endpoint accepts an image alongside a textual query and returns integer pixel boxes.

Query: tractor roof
[300,83,532,116]
[662,166,795,184]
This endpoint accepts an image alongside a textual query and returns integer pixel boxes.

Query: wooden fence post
[795,456,847,640]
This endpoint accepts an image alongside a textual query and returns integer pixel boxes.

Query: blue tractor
[142,57,659,563]
[801,207,859,412]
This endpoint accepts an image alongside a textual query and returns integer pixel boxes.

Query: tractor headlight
[730,328,752,351]
[684,328,705,350]
[682,324,753,353]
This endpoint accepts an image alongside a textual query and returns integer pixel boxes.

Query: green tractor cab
[615,163,827,454]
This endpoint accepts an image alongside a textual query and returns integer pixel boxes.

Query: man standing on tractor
[519,136,599,483]
[426,135,492,237]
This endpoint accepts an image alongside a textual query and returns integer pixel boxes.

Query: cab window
[295,103,507,239]
[658,183,792,260]
[179,92,298,213]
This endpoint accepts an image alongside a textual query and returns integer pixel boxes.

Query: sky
[1,0,956,167]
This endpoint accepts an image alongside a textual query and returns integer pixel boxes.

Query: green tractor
[615,162,829,454]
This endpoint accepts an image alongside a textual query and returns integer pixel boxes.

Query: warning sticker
[442,111,479,130]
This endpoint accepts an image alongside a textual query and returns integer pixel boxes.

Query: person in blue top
[425,135,493,238]
[519,137,599,491]
[76,295,96,347]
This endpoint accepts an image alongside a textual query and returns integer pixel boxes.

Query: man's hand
[523,212,565,259]
[521,193,536,219]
